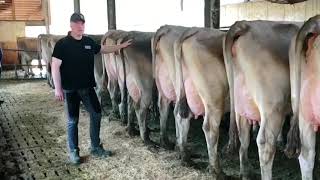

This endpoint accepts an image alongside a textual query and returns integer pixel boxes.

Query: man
[51,12,131,165]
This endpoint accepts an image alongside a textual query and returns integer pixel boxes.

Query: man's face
[70,21,85,36]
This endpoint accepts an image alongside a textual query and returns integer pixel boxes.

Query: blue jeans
[64,87,102,152]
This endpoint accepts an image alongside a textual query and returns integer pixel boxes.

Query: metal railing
[1,48,46,80]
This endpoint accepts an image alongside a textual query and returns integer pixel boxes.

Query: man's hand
[100,39,133,54]
[120,39,132,48]
[55,88,64,101]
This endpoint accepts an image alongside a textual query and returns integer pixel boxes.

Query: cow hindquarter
[181,33,228,174]
[232,22,298,180]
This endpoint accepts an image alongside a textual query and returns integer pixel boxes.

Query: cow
[118,31,156,142]
[152,25,191,149]
[17,37,39,77]
[223,20,302,179]
[101,30,128,120]
[286,15,320,180]
[172,27,231,178]
[102,30,157,142]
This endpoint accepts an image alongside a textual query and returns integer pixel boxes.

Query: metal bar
[2,64,46,67]
[2,48,39,53]
[107,0,116,30]
[14,63,18,79]
[74,0,80,13]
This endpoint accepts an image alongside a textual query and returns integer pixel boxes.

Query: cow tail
[222,21,249,154]
[174,27,198,118]
[152,26,170,79]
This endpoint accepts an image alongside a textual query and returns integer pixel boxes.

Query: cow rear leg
[135,107,151,144]
[108,80,120,119]
[176,111,192,164]
[29,63,35,76]
[237,114,252,179]
[159,93,174,149]
[47,63,54,88]
[257,112,284,180]
[203,110,225,179]
[119,85,128,125]
[223,110,239,155]
[127,95,138,136]
[276,126,285,150]
[298,114,315,180]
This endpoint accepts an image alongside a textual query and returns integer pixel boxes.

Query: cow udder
[234,73,261,122]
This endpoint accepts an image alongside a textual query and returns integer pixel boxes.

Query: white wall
[25,0,204,37]
[80,0,108,34]
[116,0,203,31]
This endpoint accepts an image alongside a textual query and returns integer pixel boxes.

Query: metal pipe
[74,0,80,13]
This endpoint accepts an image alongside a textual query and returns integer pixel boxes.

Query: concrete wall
[0,21,25,64]
[220,0,320,27]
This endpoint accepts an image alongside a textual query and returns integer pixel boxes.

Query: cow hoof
[127,127,139,137]
[121,121,127,126]
[179,151,191,163]
[145,140,160,153]
[276,140,285,151]
[206,166,226,180]
[284,146,300,159]
[109,113,120,121]
[240,172,258,180]
[144,139,156,146]
[222,142,238,156]
[160,140,175,150]
[181,158,195,167]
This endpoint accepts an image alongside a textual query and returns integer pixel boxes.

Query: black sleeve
[52,40,64,60]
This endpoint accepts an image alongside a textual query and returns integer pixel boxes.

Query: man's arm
[100,39,132,54]
[52,57,64,101]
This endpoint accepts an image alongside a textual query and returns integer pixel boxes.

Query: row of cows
[34,15,320,180]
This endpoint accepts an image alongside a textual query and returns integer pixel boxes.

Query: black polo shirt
[52,34,101,90]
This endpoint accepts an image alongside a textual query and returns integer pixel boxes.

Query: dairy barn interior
[0,0,320,179]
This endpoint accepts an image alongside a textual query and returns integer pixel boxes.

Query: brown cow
[152,25,190,149]
[102,30,157,142]
[17,37,39,77]
[287,15,320,180]
[224,20,301,179]
[118,31,156,142]
[101,30,128,120]
[174,27,229,178]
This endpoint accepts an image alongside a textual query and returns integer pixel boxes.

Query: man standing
[51,12,131,165]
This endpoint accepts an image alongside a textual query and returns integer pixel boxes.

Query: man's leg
[79,88,111,158]
[64,90,81,164]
